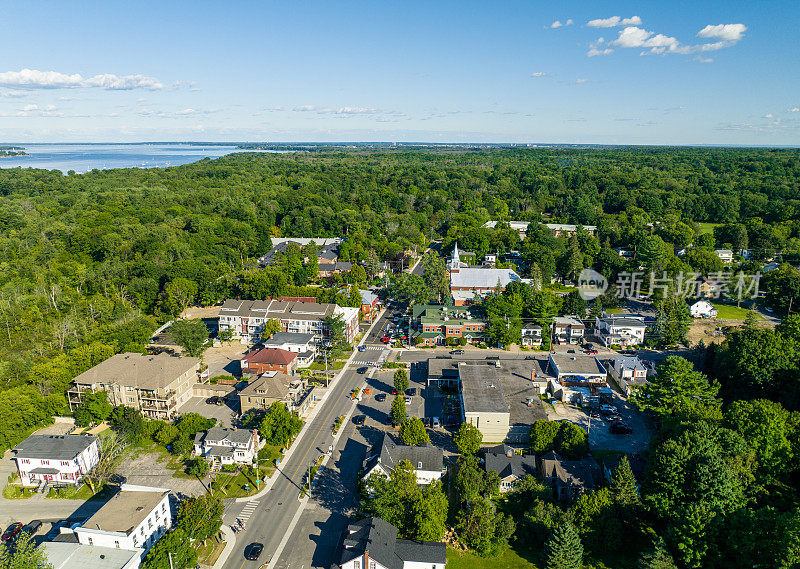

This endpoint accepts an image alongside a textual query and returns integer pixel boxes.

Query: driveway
[179,396,239,428]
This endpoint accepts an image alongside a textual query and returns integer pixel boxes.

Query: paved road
[221,347,385,569]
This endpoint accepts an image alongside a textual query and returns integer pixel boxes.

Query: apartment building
[552,316,585,345]
[12,434,99,488]
[67,353,200,419]
[594,315,647,347]
[218,299,359,344]
[238,371,307,414]
[413,304,486,346]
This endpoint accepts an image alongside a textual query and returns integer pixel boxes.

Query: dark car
[23,520,42,535]
[352,414,366,425]
[245,542,264,560]
[2,522,23,542]
[405,388,417,396]
[375,393,387,402]
[206,396,223,405]
[357,366,369,374]
[610,422,633,435]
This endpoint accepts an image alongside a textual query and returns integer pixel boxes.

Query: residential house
[539,450,601,502]
[359,289,381,321]
[484,444,537,493]
[75,484,171,554]
[238,371,306,414]
[689,299,717,318]
[262,332,316,367]
[362,434,444,486]
[459,363,510,442]
[218,299,358,344]
[615,247,633,259]
[12,434,99,489]
[258,237,342,267]
[318,261,353,278]
[521,322,543,347]
[552,316,585,345]
[193,426,258,467]
[42,543,142,569]
[67,353,200,419]
[715,249,734,263]
[241,347,298,375]
[448,244,525,304]
[607,356,648,397]
[334,517,446,569]
[413,304,486,346]
[695,275,722,298]
[594,315,646,347]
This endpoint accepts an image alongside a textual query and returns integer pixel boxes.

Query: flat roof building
[458,363,510,443]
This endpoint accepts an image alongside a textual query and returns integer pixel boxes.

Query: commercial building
[238,371,307,414]
[12,434,99,489]
[362,434,444,486]
[75,485,171,554]
[413,304,486,346]
[458,363,510,442]
[42,543,141,569]
[483,221,597,239]
[241,347,298,375]
[334,517,446,569]
[594,315,647,347]
[548,354,607,384]
[193,426,259,467]
[67,353,200,419]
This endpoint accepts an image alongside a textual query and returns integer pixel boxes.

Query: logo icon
[578,268,608,300]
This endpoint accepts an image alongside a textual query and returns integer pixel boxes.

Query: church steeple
[450,242,461,271]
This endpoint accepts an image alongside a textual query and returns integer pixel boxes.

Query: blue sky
[0,0,798,144]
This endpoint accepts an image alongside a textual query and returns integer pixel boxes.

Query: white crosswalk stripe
[350,361,375,366]
[237,501,259,522]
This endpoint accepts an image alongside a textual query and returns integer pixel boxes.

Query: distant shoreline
[0,147,26,157]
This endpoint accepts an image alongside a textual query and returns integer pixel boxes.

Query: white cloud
[587,37,614,57]
[1,90,27,98]
[576,78,589,84]
[566,19,573,26]
[293,105,318,112]
[44,104,57,111]
[550,19,572,28]
[694,56,714,63]
[531,72,548,77]
[336,106,378,115]
[764,113,774,119]
[587,16,642,28]
[22,104,38,111]
[697,23,747,42]
[0,68,164,90]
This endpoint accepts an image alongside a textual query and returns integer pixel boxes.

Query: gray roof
[43,542,140,569]
[450,267,521,289]
[427,358,460,381]
[368,434,443,473]
[263,331,315,347]
[30,467,61,474]
[553,316,584,328]
[600,316,647,327]
[549,355,606,376]
[337,517,445,569]
[13,434,97,461]
[200,426,255,446]
[219,299,335,322]
[612,356,646,372]
[540,450,601,489]
[360,289,379,305]
[82,488,168,535]
[459,363,509,414]
[522,322,543,331]
[71,353,199,390]
[238,372,294,400]
[485,451,537,481]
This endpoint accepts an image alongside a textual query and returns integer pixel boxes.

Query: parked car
[610,422,633,435]
[381,336,390,344]
[375,393,387,402]
[404,396,412,404]
[600,404,617,415]
[450,349,465,355]
[585,348,599,354]
[431,417,441,428]
[245,542,264,560]
[352,415,366,425]
[2,522,23,542]
[206,396,222,405]
[405,388,417,397]
[357,345,367,352]
[357,366,368,374]
[23,520,42,536]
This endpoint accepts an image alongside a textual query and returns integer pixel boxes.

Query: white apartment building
[594,315,647,347]
[75,485,171,554]
[262,332,316,367]
[12,434,99,488]
[552,316,585,345]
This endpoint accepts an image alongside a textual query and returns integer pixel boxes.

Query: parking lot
[178,396,239,427]
[546,392,652,453]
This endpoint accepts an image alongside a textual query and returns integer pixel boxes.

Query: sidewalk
[209,524,236,569]
[234,307,387,503]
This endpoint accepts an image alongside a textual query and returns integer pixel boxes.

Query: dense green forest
[2,146,800,567]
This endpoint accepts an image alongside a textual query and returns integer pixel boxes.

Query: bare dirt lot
[686,318,775,346]
[203,342,248,379]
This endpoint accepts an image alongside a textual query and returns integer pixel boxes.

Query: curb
[210,523,236,569]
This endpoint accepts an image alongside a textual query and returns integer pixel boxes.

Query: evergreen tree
[638,536,678,569]
[610,455,640,506]
[543,522,583,569]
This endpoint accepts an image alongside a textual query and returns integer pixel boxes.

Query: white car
[431,417,441,428]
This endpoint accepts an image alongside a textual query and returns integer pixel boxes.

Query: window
[354,561,361,569]
[370,563,376,569]
[114,541,120,549]
[417,461,422,468]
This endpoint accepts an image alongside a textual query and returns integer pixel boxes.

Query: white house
[75,484,171,554]
[335,517,446,569]
[521,323,543,347]
[594,315,647,347]
[548,354,608,384]
[715,249,734,263]
[552,316,585,345]
[362,434,444,486]
[12,434,99,489]
[193,426,259,467]
[607,356,648,397]
[689,299,718,319]
[484,445,538,493]
[262,332,316,367]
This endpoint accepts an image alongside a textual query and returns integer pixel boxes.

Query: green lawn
[211,467,272,498]
[697,222,722,234]
[713,303,764,320]
[446,547,539,569]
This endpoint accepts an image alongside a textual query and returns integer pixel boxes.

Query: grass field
[446,547,539,569]
[696,222,722,234]
[713,303,764,320]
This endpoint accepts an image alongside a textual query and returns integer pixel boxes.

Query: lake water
[0,143,275,173]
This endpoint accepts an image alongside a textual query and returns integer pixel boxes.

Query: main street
[221,341,386,569]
